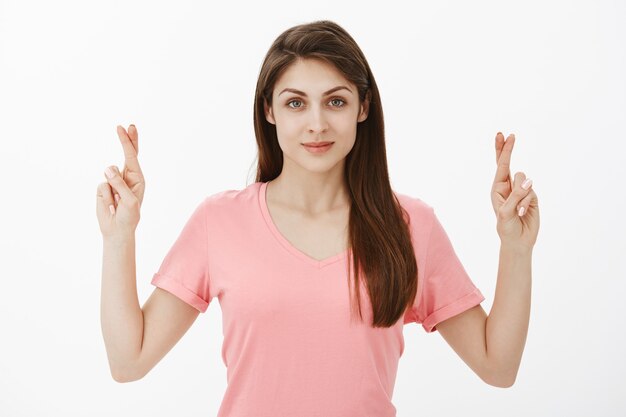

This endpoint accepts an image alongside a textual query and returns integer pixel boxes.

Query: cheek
[339,116,358,133]
[273,112,298,133]
[332,116,359,145]
[274,119,299,147]
[274,109,358,141]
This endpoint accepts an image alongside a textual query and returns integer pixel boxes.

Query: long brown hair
[252,20,418,328]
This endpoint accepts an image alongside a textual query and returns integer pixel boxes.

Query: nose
[307,105,329,134]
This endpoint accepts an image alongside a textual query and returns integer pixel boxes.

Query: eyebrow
[278,85,352,97]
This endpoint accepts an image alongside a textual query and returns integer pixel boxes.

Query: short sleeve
[413,207,485,333]
[150,198,212,313]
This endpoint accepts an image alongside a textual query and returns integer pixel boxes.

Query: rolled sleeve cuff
[422,287,485,333]
[151,272,209,313]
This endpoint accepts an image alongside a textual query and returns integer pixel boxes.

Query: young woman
[97,20,539,417]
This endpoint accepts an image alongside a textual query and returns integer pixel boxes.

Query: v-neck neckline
[259,181,350,269]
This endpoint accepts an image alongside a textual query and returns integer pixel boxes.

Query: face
[264,58,369,176]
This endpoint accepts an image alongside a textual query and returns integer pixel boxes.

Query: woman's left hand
[491,132,540,251]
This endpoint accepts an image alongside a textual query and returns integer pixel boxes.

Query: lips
[302,141,334,147]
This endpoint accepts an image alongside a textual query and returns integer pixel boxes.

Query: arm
[436,131,538,387]
[485,245,532,386]
[436,244,532,388]
[99,124,203,382]
[100,234,201,383]
[100,234,144,382]
[131,286,200,381]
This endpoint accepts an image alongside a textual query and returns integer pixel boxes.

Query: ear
[357,90,371,123]
[264,98,276,125]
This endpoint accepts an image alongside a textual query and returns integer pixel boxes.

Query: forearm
[100,234,144,381]
[485,244,532,385]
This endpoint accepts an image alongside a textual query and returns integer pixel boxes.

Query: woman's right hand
[96,124,146,238]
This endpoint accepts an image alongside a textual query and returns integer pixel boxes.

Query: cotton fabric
[151,181,485,417]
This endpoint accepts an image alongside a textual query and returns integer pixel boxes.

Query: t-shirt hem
[422,287,485,333]
[151,272,209,313]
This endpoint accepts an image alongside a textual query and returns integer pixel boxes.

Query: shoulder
[392,189,435,227]
[202,182,261,207]
[198,182,262,223]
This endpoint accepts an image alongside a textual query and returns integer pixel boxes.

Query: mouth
[301,141,334,147]
[302,141,334,153]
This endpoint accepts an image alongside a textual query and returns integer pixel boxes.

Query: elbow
[112,374,130,383]
[112,373,135,384]
[112,372,141,384]
[487,375,516,388]
[482,368,517,388]
[111,365,144,383]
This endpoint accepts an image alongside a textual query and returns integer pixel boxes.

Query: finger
[501,171,532,217]
[494,133,515,185]
[96,182,116,216]
[495,132,504,164]
[127,124,139,155]
[116,125,141,174]
[104,165,138,205]
[495,132,511,187]
[495,132,514,174]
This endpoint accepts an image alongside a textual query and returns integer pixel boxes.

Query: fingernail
[115,194,120,204]
[518,206,525,216]
[105,167,115,179]
[109,204,115,215]
[522,178,532,190]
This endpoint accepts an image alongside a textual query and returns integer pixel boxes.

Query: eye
[286,97,347,109]
[287,99,303,109]
[330,98,346,107]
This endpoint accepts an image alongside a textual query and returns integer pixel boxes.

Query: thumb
[500,172,531,220]
[104,165,136,205]
[96,181,116,217]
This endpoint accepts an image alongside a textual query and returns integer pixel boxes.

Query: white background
[1,0,625,416]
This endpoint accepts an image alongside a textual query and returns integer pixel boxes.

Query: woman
[97,20,539,417]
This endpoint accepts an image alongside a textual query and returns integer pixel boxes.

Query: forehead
[274,58,352,94]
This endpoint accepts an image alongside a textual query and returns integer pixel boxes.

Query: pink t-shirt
[151,181,485,417]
